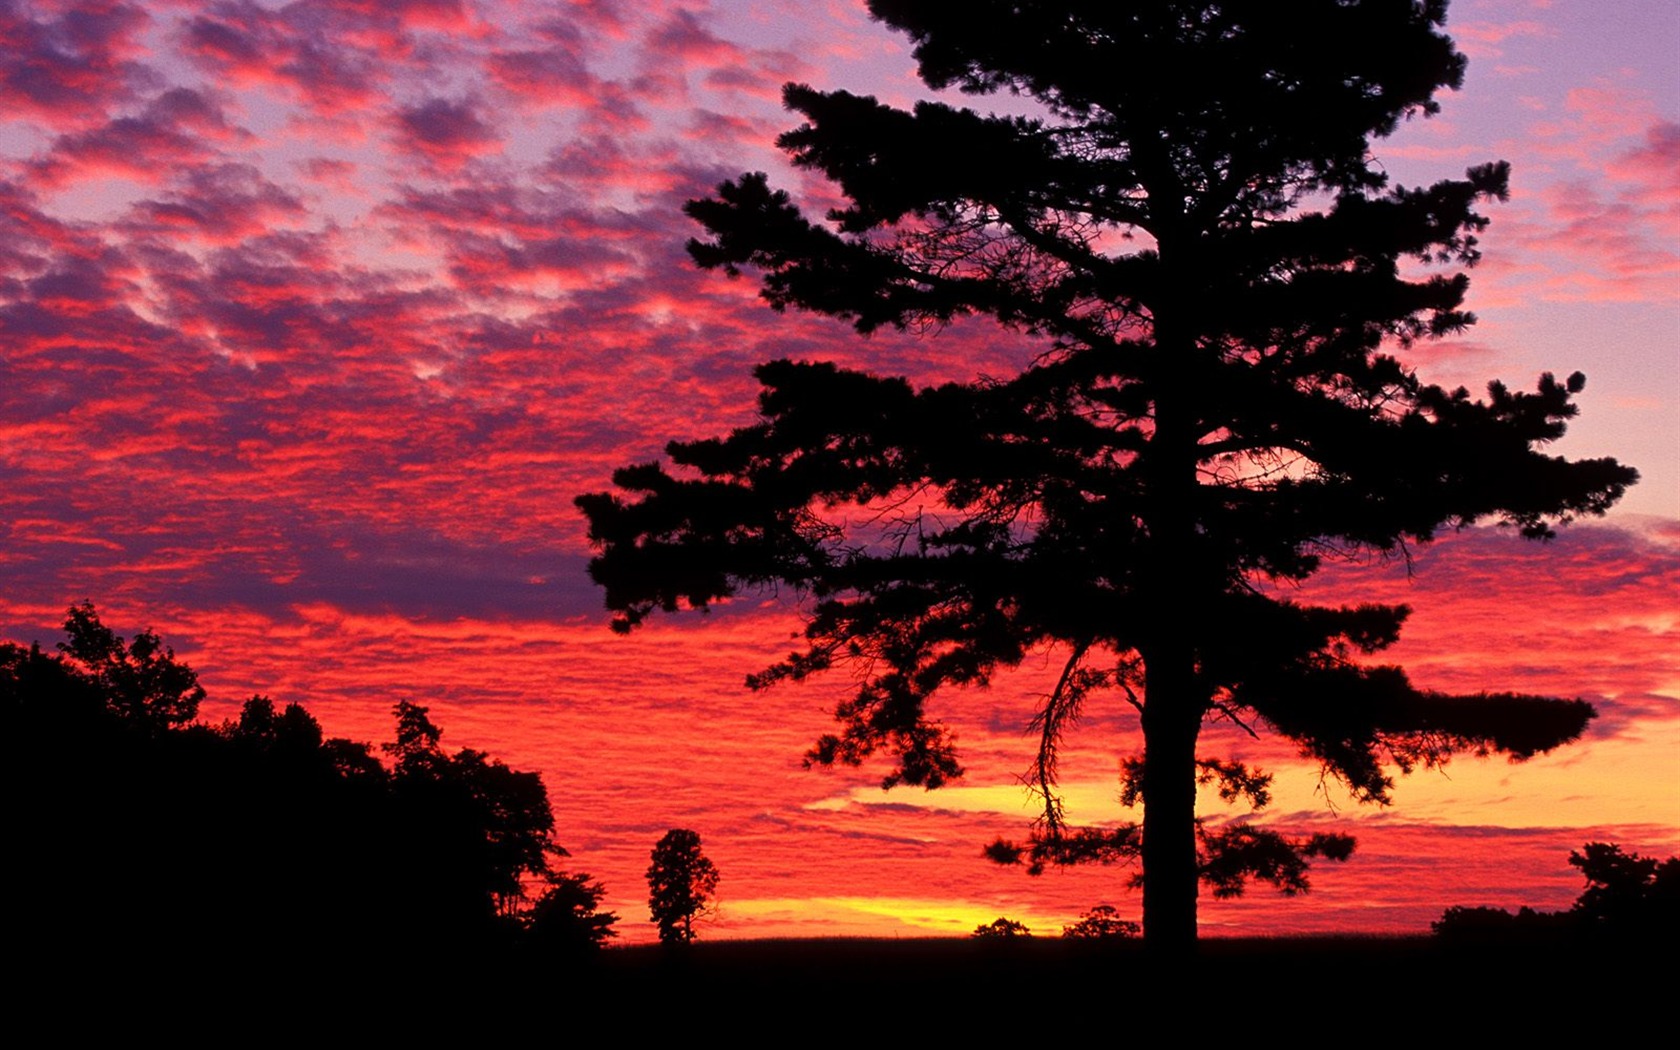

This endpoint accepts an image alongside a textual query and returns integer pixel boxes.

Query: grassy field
[26,932,1662,1035]
[511,934,1665,1032]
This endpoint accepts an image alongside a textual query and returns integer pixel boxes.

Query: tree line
[0,603,676,967]
[1434,842,1679,944]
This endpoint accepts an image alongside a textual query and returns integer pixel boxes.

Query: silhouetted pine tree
[578,0,1635,951]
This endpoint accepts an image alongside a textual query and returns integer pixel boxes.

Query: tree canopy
[576,0,1636,949]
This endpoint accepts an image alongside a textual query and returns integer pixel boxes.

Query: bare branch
[1026,640,1093,832]
[1210,700,1261,740]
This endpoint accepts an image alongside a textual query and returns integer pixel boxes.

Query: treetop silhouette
[56,599,204,732]
[577,0,1636,950]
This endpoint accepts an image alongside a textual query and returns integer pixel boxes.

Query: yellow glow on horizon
[723,897,1068,938]
[803,713,1680,834]
[1351,722,1680,830]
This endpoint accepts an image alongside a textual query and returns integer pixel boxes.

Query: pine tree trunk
[1139,283,1203,954]
[1141,646,1201,955]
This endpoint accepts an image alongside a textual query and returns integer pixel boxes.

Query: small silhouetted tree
[972,917,1031,939]
[646,828,719,945]
[576,0,1635,952]
[1062,905,1140,940]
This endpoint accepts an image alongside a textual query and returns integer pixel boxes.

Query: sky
[0,0,1675,943]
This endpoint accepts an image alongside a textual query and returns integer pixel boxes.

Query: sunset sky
[1,0,1675,943]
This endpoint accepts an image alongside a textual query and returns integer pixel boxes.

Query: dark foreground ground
[580,935,1669,1028]
[27,934,1666,1037]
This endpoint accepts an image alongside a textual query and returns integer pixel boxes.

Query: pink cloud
[1297,522,1680,721]
[0,179,100,274]
[630,8,811,110]
[485,44,597,107]
[1609,121,1680,186]
[27,87,247,188]
[1529,85,1661,160]
[684,107,782,149]
[1449,19,1552,59]
[644,8,741,65]
[314,0,471,31]
[1478,103,1680,304]
[122,163,307,244]
[294,155,360,192]
[1606,121,1680,238]
[702,56,809,100]
[543,134,684,197]
[0,0,154,125]
[178,0,471,116]
[388,97,502,171]
[558,0,627,38]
